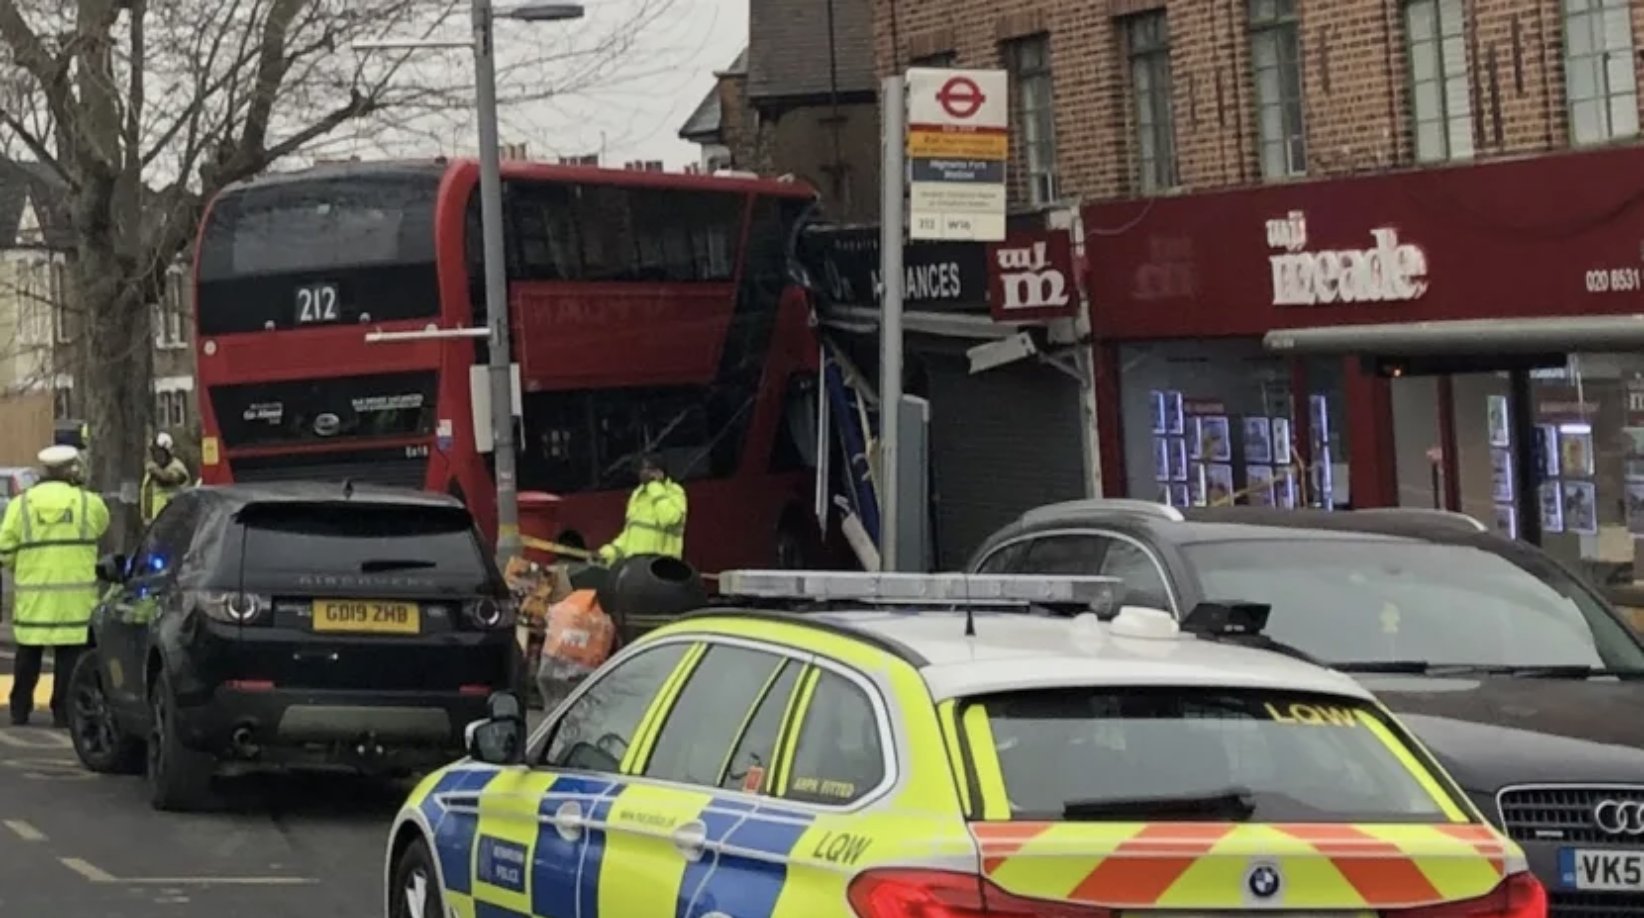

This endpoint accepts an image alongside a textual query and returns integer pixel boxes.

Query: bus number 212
[296,284,340,323]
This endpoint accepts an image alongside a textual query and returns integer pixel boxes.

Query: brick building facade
[876,0,1639,206]
[680,0,882,222]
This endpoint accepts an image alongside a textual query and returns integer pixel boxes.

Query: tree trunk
[76,242,151,552]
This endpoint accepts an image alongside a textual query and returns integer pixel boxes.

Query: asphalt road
[0,639,412,917]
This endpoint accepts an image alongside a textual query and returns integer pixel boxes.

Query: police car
[382,571,1545,918]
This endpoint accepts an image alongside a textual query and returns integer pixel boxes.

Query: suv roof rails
[1351,508,1488,533]
[1020,498,1185,526]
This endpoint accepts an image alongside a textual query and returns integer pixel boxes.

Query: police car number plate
[312,600,420,635]
[1560,849,1644,890]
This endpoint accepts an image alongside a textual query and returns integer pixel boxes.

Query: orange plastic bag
[542,589,615,673]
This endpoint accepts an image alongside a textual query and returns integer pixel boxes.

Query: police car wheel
[389,837,445,918]
[66,652,143,774]
[145,672,214,812]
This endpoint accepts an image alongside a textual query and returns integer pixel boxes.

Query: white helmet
[153,432,174,450]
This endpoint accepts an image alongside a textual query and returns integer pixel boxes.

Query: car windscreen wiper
[1496,664,1644,679]
[359,559,438,573]
[1331,660,1644,679]
[1330,660,1448,674]
[1062,788,1256,822]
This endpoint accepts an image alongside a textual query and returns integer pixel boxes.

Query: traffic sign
[905,68,1008,242]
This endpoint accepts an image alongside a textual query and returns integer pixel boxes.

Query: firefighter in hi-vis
[141,432,191,524]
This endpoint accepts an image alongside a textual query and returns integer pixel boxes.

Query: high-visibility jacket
[141,457,190,523]
[0,480,110,646]
[597,479,687,563]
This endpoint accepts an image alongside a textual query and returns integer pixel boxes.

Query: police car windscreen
[1182,538,1644,670]
[973,687,1454,823]
[234,502,492,592]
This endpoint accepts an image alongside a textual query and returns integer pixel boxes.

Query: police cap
[38,445,80,468]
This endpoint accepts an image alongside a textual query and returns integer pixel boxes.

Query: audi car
[969,500,1644,918]
[65,482,524,812]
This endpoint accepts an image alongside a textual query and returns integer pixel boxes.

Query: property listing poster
[1626,381,1644,535]
[1486,394,1516,539]
[1534,386,1599,536]
[1156,391,1298,509]
[1149,390,1190,507]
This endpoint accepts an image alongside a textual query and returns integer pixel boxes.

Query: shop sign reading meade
[1266,210,1430,306]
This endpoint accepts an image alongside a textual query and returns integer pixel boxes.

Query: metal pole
[879,74,905,572]
[473,0,522,565]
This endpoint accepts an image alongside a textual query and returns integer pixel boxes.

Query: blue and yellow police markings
[533,775,619,918]
[416,771,976,918]
[412,765,505,902]
[472,769,560,916]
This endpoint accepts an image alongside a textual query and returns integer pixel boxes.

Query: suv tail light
[1384,873,1547,918]
[847,869,1113,918]
[191,590,270,625]
[464,597,515,630]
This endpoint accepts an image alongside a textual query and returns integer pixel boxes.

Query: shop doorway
[1380,355,1550,539]
[1381,353,1642,588]
[1266,317,1644,603]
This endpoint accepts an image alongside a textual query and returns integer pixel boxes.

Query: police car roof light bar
[715,570,1121,607]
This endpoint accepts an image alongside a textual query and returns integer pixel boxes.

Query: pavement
[0,618,538,917]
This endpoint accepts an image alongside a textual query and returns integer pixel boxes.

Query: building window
[1125,11,1178,192]
[1117,339,1349,511]
[1003,34,1059,205]
[17,258,49,347]
[1404,0,1474,162]
[50,260,69,343]
[1250,0,1306,178]
[154,271,186,349]
[1563,0,1638,145]
[155,389,189,429]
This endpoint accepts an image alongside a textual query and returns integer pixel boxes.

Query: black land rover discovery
[66,482,522,811]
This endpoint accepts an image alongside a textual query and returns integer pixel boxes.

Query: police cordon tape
[517,535,719,581]
[1205,457,1321,508]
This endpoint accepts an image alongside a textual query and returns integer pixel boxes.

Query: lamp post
[355,0,584,568]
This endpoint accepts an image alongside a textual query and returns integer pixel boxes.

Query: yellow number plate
[312,600,421,635]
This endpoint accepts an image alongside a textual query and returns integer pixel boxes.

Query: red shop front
[1082,143,1644,586]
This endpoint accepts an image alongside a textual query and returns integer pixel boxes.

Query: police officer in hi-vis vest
[597,453,688,565]
[0,446,109,726]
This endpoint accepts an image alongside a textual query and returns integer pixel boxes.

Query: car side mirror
[95,553,127,584]
[464,691,525,765]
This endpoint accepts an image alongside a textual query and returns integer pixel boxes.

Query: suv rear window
[968,687,1456,823]
[236,502,492,588]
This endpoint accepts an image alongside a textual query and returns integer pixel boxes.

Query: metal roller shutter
[921,348,1088,569]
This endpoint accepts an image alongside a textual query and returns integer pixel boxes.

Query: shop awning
[1263,315,1644,356]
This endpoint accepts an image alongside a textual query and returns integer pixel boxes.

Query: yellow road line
[3,819,44,841]
[0,674,55,709]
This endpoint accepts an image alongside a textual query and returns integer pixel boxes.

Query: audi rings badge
[1593,799,1644,835]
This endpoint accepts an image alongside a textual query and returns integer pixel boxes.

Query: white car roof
[806,608,1375,703]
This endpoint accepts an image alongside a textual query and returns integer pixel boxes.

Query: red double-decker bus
[192,159,823,572]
